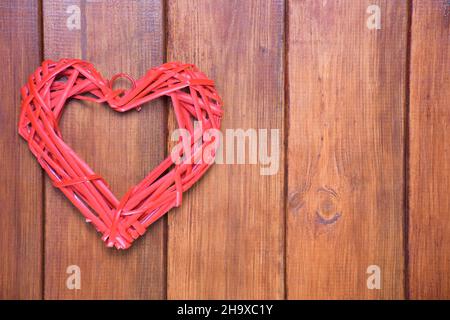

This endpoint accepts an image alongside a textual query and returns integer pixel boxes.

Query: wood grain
[286,0,407,299]
[166,0,285,299]
[409,0,450,300]
[0,0,43,299]
[2,0,450,300]
[43,0,166,299]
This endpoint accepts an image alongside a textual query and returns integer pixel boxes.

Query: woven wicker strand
[18,59,223,249]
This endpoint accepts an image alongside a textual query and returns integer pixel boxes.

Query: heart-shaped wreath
[18,59,223,249]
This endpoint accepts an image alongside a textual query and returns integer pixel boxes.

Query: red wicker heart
[18,59,223,249]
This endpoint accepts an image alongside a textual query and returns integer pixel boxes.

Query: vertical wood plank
[286,0,406,299]
[0,0,43,299]
[409,0,450,299]
[43,0,166,299]
[167,0,285,299]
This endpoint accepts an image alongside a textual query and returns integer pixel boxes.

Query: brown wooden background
[0,0,449,300]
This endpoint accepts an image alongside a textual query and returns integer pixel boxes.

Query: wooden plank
[409,0,450,300]
[166,0,285,299]
[286,0,406,299]
[0,0,43,299]
[43,0,166,299]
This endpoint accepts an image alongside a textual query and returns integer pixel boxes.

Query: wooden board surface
[409,0,450,300]
[166,0,285,299]
[42,0,166,299]
[0,0,43,299]
[286,0,407,299]
[2,0,450,300]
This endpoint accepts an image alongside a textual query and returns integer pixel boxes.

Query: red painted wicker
[18,59,223,249]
